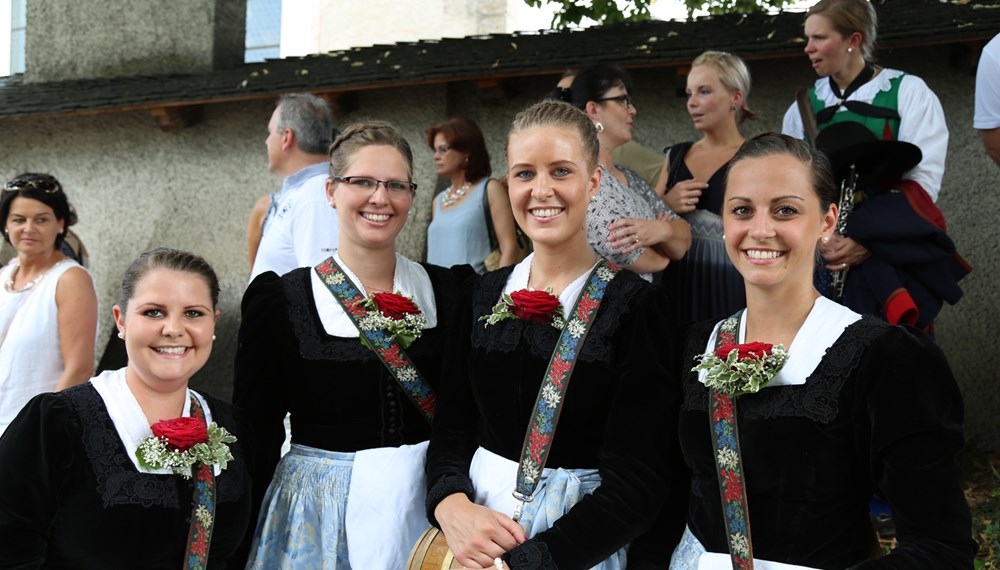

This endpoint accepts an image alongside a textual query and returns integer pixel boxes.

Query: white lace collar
[310,251,438,337]
[699,297,861,388]
[813,67,903,105]
[90,368,217,475]
[502,252,598,313]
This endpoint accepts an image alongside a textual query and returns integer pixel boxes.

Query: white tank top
[0,259,87,435]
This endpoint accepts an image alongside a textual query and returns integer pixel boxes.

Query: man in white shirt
[249,93,339,282]
[975,33,1000,168]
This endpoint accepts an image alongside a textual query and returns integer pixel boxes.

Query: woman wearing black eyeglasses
[0,173,97,437]
[556,64,691,281]
[235,121,473,569]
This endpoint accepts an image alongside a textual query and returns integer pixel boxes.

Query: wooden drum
[406,526,462,570]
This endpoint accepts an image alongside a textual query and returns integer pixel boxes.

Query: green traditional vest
[811,73,904,141]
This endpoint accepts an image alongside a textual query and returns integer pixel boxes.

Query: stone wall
[26,0,245,83]
[2,44,996,447]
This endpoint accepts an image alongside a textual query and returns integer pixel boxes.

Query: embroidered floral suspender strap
[709,312,755,570]
[314,257,436,423]
[183,396,215,570]
[511,259,619,521]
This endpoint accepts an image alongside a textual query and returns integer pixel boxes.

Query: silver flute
[830,163,857,300]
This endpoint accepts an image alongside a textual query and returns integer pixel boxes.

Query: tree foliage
[527,0,798,27]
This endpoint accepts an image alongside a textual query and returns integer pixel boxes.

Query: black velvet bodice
[426,267,686,569]
[0,384,252,569]
[679,317,975,569]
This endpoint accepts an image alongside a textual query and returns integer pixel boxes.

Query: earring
[117,331,125,339]
[847,47,853,53]
[593,121,604,133]
[821,235,830,244]
[212,334,217,341]
[731,104,737,112]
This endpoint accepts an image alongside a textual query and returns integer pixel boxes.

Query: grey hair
[276,93,335,155]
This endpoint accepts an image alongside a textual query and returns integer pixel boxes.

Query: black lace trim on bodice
[66,384,246,509]
[504,540,556,569]
[470,266,645,363]
[282,266,450,364]
[680,316,888,423]
[283,268,379,362]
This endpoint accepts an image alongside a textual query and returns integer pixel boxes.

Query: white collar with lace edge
[502,252,599,315]
[698,296,861,388]
[311,251,438,338]
[813,68,903,105]
[90,368,219,475]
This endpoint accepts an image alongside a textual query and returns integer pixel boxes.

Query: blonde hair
[807,0,878,62]
[691,51,756,124]
[506,100,600,172]
[328,120,414,180]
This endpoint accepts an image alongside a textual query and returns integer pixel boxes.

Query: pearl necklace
[4,260,66,293]
[441,181,471,209]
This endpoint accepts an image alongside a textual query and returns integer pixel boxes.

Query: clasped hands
[608,214,674,254]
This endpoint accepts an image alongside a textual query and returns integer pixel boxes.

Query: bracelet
[494,556,504,570]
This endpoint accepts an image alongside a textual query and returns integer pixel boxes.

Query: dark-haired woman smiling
[670,134,974,568]
[0,248,252,568]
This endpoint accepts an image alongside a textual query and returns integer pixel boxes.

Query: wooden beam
[149,105,203,132]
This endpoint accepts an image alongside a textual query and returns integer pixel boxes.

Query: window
[245,0,281,63]
[10,0,24,74]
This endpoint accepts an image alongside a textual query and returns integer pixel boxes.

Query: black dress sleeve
[232,271,294,526]
[0,392,78,567]
[506,285,682,569]
[853,326,976,569]
[424,270,480,525]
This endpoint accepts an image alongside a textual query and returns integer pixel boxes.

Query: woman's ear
[113,305,125,335]
[822,203,839,238]
[325,178,337,209]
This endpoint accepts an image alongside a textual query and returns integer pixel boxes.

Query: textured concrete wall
[2,45,996,447]
[26,0,246,82]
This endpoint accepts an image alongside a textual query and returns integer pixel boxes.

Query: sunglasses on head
[2,178,63,195]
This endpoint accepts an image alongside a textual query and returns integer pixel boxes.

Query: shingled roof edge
[0,0,995,121]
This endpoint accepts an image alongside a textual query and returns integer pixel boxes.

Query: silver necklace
[441,181,471,209]
[4,260,65,293]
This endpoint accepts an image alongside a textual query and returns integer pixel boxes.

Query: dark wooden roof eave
[0,0,995,122]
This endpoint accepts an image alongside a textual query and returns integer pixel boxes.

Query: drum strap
[511,259,619,520]
[314,256,436,423]
[707,311,756,569]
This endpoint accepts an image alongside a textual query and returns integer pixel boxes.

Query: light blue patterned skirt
[246,444,355,570]
[515,467,627,570]
[669,526,706,569]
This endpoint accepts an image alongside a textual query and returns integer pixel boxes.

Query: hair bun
[548,87,573,103]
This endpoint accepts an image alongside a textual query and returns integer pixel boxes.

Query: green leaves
[525,0,794,28]
[693,343,789,398]
[528,0,654,27]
